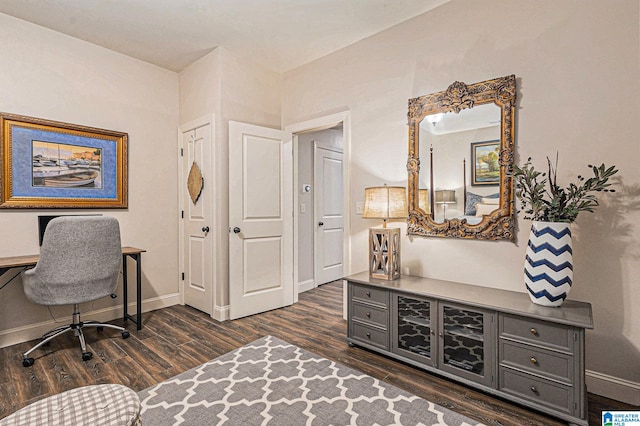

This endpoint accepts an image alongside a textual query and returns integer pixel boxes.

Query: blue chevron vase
[524,221,573,307]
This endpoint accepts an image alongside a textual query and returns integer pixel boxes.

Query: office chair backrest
[23,216,122,306]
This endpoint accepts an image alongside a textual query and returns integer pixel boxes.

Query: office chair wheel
[22,357,34,367]
[121,331,130,339]
[82,351,93,361]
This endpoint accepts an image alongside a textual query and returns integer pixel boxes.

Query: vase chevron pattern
[524,221,573,307]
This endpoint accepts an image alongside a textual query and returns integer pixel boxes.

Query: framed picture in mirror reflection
[471,140,500,186]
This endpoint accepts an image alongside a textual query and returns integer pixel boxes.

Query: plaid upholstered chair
[21,216,130,367]
[0,384,142,425]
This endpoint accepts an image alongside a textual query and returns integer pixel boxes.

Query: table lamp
[363,184,407,280]
[435,189,456,220]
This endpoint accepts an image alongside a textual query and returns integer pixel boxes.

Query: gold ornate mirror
[407,75,516,240]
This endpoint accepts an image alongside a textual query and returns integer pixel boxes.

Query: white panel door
[182,122,213,314]
[314,146,343,285]
[229,121,293,320]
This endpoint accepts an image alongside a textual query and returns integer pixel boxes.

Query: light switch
[356,201,364,215]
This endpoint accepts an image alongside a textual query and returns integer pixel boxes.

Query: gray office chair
[21,216,130,367]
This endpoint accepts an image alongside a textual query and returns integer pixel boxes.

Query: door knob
[318,221,324,226]
[233,227,241,234]
[202,226,210,233]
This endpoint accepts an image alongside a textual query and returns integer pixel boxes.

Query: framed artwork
[0,113,128,208]
[471,140,500,186]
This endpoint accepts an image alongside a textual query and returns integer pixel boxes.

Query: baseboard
[5,293,638,406]
[0,293,180,349]
[586,369,640,405]
[213,304,229,322]
[212,278,317,321]
[298,279,315,293]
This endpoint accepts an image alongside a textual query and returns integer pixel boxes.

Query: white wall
[282,0,640,403]
[0,14,180,344]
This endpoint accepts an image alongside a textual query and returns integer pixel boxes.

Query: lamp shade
[435,189,456,204]
[363,184,407,222]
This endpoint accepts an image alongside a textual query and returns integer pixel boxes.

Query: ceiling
[421,103,501,136]
[0,0,448,73]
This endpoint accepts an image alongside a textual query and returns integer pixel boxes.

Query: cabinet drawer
[500,367,573,415]
[500,314,573,352]
[351,303,387,327]
[351,284,388,307]
[350,322,388,349]
[500,340,573,383]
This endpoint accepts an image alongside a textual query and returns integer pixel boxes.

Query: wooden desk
[0,247,146,330]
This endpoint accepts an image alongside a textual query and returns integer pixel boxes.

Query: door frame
[285,111,351,304]
[177,114,216,313]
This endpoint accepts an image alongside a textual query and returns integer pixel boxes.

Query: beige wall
[0,14,180,343]
[179,47,281,316]
[297,128,343,285]
[282,0,640,403]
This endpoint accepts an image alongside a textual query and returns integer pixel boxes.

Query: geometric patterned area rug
[139,335,484,426]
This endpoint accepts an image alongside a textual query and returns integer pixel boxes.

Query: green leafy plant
[513,155,618,223]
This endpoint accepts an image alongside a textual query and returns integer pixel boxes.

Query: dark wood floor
[0,281,636,424]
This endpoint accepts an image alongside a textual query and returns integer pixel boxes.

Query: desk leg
[135,253,142,330]
[122,254,128,323]
[122,253,143,331]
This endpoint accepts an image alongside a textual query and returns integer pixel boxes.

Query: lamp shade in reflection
[435,189,456,220]
[435,189,456,204]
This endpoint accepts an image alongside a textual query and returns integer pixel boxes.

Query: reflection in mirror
[407,75,516,240]
[420,103,501,224]
[418,188,430,214]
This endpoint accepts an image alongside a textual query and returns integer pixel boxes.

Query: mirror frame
[407,75,517,240]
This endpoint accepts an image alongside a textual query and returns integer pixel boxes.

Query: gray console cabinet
[346,272,593,426]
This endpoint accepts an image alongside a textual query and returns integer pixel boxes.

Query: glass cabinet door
[439,303,495,387]
[391,294,436,366]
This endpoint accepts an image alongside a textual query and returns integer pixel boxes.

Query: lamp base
[369,227,401,280]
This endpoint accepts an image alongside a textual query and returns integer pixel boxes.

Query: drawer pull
[530,328,539,336]
[366,312,371,318]
[366,291,371,297]
[530,386,538,394]
[366,332,371,339]
[530,357,538,364]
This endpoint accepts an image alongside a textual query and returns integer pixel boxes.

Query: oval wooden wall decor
[187,161,204,205]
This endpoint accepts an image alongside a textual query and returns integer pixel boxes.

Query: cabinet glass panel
[442,306,485,375]
[397,296,432,358]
